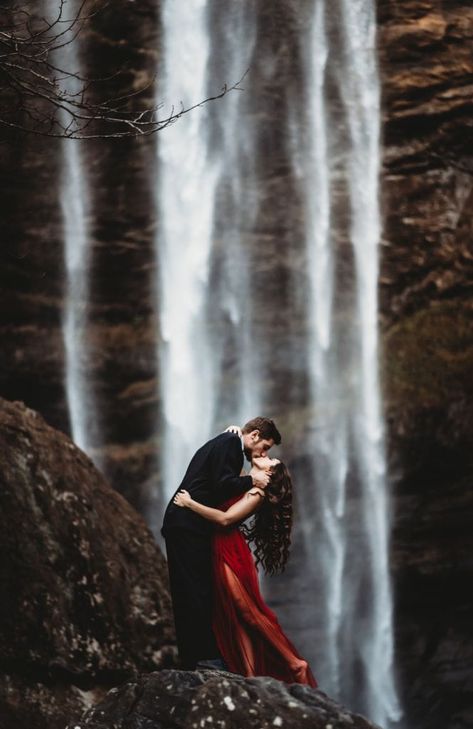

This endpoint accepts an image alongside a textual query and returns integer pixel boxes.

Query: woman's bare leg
[222,564,256,674]
[222,563,309,682]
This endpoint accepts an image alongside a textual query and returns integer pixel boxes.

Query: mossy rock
[382,299,473,412]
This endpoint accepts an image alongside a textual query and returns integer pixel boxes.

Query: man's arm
[210,435,252,501]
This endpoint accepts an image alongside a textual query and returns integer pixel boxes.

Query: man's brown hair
[242,417,282,445]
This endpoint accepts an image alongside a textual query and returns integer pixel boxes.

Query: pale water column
[155,0,258,507]
[300,0,403,725]
[45,0,96,459]
[61,136,93,455]
[340,0,401,723]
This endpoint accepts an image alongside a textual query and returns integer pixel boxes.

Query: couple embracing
[161,416,317,687]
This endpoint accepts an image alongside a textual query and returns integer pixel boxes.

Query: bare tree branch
[0,1,246,139]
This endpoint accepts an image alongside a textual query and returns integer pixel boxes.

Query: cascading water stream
[305,0,349,696]
[62,138,93,455]
[45,0,95,459]
[300,0,403,725]
[155,0,219,505]
[155,1,402,724]
[204,1,260,428]
[155,0,258,509]
[338,0,401,722]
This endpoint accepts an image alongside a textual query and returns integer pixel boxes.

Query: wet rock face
[378,0,473,322]
[378,3,473,728]
[74,669,380,729]
[382,304,473,729]
[0,398,175,729]
[0,0,160,514]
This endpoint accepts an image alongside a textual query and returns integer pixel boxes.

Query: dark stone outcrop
[382,303,473,729]
[0,398,175,729]
[71,669,381,729]
[378,4,473,727]
[379,0,473,323]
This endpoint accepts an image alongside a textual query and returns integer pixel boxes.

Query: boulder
[72,669,381,729]
[0,398,176,729]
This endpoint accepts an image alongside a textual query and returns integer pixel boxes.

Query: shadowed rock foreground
[0,398,176,729]
[72,669,381,729]
[0,398,383,729]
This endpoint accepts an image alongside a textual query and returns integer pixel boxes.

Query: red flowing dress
[211,495,318,687]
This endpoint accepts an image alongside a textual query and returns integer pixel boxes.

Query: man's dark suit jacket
[161,432,253,537]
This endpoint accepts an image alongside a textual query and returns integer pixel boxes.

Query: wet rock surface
[379,0,473,323]
[378,3,473,727]
[0,398,176,729]
[73,669,381,729]
[382,301,473,729]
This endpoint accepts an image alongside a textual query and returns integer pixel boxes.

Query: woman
[173,455,317,687]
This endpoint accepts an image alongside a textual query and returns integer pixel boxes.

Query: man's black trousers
[164,529,221,670]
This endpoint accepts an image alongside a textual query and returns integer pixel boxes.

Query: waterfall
[155,1,402,723]
[61,137,93,455]
[155,0,258,508]
[339,1,402,723]
[300,0,403,724]
[304,0,349,698]
[45,0,95,458]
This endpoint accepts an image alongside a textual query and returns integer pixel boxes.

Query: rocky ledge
[72,669,380,729]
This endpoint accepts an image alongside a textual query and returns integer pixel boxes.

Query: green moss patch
[382,299,473,411]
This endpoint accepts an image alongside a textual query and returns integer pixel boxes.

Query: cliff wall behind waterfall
[379,3,473,727]
[0,1,472,728]
[0,0,160,510]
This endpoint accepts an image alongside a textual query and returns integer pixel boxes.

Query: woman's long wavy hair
[241,462,293,575]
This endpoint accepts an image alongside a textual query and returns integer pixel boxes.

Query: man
[161,416,282,670]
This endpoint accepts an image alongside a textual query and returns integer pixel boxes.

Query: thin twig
[0,2,247,139]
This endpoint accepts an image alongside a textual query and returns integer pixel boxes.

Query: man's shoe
[196,658,227,670]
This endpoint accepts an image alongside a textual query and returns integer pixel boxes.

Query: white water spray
[61,139,93,454]
[155,1,258,505]
[301,0,403,724]
[338,0,402,723]
[45,0,95,457]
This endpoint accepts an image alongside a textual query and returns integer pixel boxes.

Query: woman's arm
[173,488,264,528]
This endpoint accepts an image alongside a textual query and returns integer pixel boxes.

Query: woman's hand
[224,424,242,437]
[173,489,192,508]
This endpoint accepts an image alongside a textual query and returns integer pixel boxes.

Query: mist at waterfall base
[49,0,404,726]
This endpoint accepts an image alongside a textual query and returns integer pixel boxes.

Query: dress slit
[212,498,318,688]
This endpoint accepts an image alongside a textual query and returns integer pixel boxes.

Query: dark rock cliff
[378,3,473,728]
[0,398,175,729]
[0,0,160,513]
